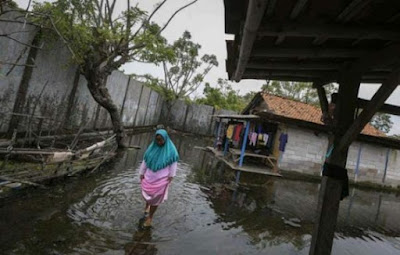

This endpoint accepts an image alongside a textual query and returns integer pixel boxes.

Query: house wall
[279,125,400,186]
[279,126,329,176]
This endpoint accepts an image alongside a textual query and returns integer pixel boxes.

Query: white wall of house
[279,126,329,176]
[279,125,400,186]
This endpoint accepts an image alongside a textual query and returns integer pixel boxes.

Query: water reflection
[0,132,399,255]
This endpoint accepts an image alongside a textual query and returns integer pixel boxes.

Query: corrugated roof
[260,93,386,137]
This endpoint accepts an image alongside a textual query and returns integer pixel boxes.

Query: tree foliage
[141,31,218,102]
[370,112,393,133]
[261,80,336,105]
[196,79,245,112]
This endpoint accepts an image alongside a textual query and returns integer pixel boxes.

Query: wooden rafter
[314,83,329,119]
[318,44,400,83]
[336,0,373,23]
[244,70,390,82]
[290,0,309,20]
[233,0,268,82]
[357,98,400,116]
[251,48,368,58]
[258,23,400,41]
[246,61,393,72]
[336,69,400,155]
[265,0,277,18]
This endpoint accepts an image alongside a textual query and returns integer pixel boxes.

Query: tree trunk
[85,71,126,148]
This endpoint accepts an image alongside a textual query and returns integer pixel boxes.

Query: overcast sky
[15,0,400,135]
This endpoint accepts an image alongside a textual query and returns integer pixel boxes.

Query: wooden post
[382,148,390,183]
[214,119,222,148]
[224,137,229,156]
[354,143,363,182]
[235,170,241,184]
[309,73,361,255]
[239,121,250,167]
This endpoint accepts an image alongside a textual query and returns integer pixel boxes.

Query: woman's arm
[139,161,147,180]
[168,162,178,181]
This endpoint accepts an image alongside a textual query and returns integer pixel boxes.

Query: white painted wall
[279,125,400,186]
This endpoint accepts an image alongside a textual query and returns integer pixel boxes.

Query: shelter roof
[224,0,400,83]
[212,114,260,120]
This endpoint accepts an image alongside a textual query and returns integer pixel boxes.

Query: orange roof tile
[260,93,386,137]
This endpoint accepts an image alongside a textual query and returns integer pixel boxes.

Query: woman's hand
[140,175,144,182]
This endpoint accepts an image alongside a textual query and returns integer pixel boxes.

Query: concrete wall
[0,12,37,132]
[279,125,400,186]
[0,18,238,138]
[184,104,214,135]
[161,100,232,136]
[280,126,329,175]
[134,86,151,127]
[121,79,143,127]
[164,100,188,131]
[26,41,78,132]
[69,75,98,129]
[386,149,400,184]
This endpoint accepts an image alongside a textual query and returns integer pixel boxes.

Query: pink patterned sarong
[139,161,177,206]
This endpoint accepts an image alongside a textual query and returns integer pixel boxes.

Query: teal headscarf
[144,129,179,172]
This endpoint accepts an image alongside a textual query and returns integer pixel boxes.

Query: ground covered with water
[1,132,400,255]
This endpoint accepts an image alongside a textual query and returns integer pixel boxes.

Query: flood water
[1,132,400,255]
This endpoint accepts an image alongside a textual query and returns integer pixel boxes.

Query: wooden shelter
[223,0,400,254]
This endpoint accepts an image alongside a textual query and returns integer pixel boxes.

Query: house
[243,92,400,187]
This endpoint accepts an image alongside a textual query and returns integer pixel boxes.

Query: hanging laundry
[257,124,263,134]
[249,132,258,146]
[279,133,288,152]
[226,125,234,139]
[263,133,269,144]
[233,123,243,141]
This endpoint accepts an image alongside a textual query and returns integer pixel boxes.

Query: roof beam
[247,62,341,71]
[233,0,268,82]
[242,75,322,83]
[314,83,330,122]
[336,69,400,154]
[347,44,400,75]
[247,62,393,72]
[257,23,400,41]
[243,70,390,83]
[336,0,373,23]
[252,48,368,58]
[266,0,277,18]
[318,44,400,82]
[274,35,285,45]
[387,12,400,23]
[290,0,309,20]
[357,98,400,116]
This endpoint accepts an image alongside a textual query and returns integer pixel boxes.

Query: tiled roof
[260,93,386,137]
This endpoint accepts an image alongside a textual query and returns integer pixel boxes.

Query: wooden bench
[229,148,277,169]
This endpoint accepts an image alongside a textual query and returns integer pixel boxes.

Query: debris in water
[282,217,301,228]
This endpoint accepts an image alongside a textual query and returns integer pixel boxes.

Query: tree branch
[49,16,77,60]
[0,60,35,68]
[157,0,198,36]
[130,0,168,42]
[2,34,41,49]
[94,0,105,26]
[148,0,168,22]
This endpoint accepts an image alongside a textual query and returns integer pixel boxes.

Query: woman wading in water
[139,129,179,228]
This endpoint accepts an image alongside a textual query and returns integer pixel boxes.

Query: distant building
[243,92,400,186]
